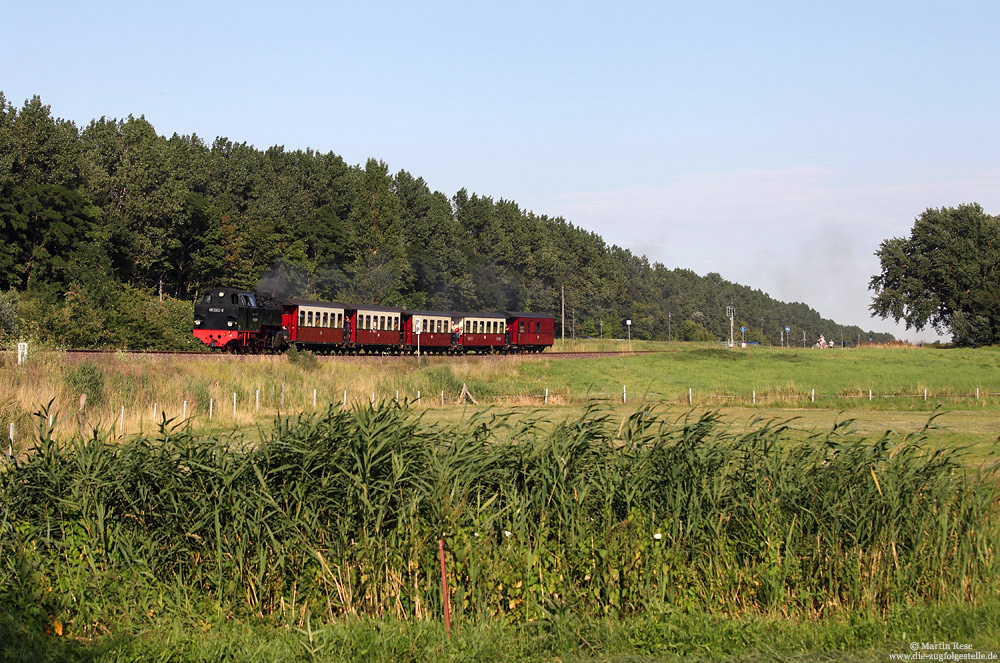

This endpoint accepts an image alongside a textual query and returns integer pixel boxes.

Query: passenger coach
[453,312,507,353]
[506,312,555,353]
[403,310,454,354]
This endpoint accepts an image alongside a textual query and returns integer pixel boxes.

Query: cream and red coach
[346,304,405,354]
[402,310,454,354]
[452,312,508,353]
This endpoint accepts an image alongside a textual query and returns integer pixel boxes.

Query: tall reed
[1,404,997,637]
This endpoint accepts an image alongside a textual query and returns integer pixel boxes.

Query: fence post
[623,385,627,404]
[120,406,125,434]
[396,390,399,403]
[977,387,980,400]
[233,392,237,418]
[17,342,28,366]
[8,423,13,456]
[869,389,872,402]
[688,388,692,406]
[752,390,756,405]
[281,384,286,410]
[313,388,317,411]
[256,389,260,412]
[441,390,444,407]
[153,402,158,422]
[811,389,814,403]
[209,398,214,421]
[544,388,549,406]
[417,390,421,406]
[924,388,927,402]
[343,389,348,406]
[183,400,187,420]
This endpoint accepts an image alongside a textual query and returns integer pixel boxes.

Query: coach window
[337,313,343,327]
[298,311,305,327]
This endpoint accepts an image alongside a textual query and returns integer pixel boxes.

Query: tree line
[0,93,894,349]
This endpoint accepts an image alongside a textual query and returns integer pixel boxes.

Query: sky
[4,1,1000,341]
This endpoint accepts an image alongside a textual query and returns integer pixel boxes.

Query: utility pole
[572,308,575,340]
[561,286,565,346]
[668,312,671,342]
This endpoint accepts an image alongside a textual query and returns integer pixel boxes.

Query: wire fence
[7,383,1000,455]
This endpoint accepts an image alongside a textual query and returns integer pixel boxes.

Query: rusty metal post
[438,539,451,638]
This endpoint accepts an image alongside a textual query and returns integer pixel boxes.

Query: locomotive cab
[193,287,282,351]
[194,288,261,333]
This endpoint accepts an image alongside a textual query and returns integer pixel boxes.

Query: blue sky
[5,1,999,340]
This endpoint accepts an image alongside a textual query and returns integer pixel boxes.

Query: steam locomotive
[193,287,555,354]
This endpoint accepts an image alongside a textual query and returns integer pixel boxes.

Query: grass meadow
[1,341,999,661]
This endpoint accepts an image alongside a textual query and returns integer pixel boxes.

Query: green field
[1,343,999,661]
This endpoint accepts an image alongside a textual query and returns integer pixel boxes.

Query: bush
[0,290,18,339]
[286,345,319,370]
[64,361,106,407]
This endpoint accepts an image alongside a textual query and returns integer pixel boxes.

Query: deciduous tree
[869,204,1000,346]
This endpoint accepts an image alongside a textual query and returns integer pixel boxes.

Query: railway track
[47,349,658,362]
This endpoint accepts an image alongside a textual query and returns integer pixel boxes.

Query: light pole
[626,319,632,344]
[726,303,735,348]
[600,320,603,339]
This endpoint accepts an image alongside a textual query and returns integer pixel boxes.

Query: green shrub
[64,361,106,407]
[286,345,319,370]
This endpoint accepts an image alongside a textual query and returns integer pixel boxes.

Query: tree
[869,204,1000,346]
[344,159,412,304]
